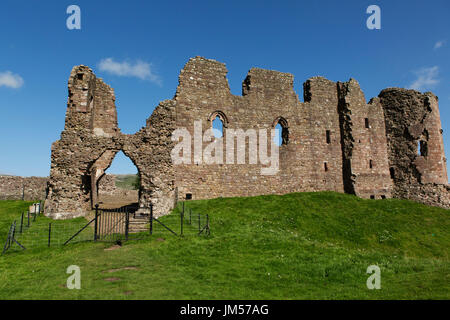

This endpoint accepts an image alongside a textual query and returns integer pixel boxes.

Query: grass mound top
[0,192,448,299]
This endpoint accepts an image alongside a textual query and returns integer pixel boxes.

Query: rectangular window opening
[324,162,328,172]
[365,118,369,128]
[389,167,395,179]
[419,140,428,156]
[326,130,331,144]
[185,193,192,200]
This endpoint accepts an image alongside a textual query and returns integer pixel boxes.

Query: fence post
[20,212,24,233]
[125,211,129,241]
[12,221,16,240]
[2,223,14,254]
[48,223,52,247]
[180,210,184,236]
[94,204,99,241]
[33,204,37,222]
[27,210,30,227]
[149,204,153,235]
[39,200,42,215]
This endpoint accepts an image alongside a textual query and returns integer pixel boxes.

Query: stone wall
[44,65,176,219]
[379,88,448,206]
[0,176,47,200]
[96,174,139,208]
[173,58,393,201]
[0,174,132,201]
[97,174,118,195]
[44,57,449,219]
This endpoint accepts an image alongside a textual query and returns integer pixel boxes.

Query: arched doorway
[90,150,141,211]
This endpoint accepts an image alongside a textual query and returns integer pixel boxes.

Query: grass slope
[0,192,448,299]
[114,174,139,190]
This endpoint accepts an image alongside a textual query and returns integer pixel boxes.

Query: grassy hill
[114,174,139,190]
[0,192,448,299]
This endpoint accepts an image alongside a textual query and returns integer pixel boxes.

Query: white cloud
[409,66,440,91]
[0,71,24,89]
[98,58,161,85]
[434,40,445,50]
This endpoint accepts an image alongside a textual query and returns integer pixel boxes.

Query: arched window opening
[274,123,283,146]
[212,116,224,138]
[272,117,289,146]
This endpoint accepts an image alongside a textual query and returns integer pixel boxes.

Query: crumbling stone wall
[97,174,118,195]
[173,58,393,201]
[379,88,449,207]
[337,80,393,199]
[96,174,138,207]
[0,176,47,200]
[44,57,449,219]
[44,66,175,219]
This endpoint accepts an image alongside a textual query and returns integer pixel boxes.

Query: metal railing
[2,201,211,255]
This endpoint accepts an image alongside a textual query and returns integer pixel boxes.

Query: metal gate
[96,210,128,241]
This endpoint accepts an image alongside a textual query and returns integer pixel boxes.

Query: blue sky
[0,0,449,176]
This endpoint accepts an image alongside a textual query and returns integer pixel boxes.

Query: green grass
[0,192,449,299]
[1,201,96,250]
[0,200,34,241]
[115,174,139,190]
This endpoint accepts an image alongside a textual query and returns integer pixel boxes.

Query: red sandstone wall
[44,57,449,219]
[337,80,393,199]
[379,88,449,207]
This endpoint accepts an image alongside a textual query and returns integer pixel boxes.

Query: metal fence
[2,201,210,255]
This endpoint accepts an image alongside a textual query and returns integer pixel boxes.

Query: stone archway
[88,149,119,208]
[44,65,177,219]
[89,149,141,210]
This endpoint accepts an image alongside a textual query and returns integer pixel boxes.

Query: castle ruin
[44,57,450,219]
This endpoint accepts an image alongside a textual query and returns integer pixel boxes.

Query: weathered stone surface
[379,88,448,207]
[0,174,130,202]
[44,57,449,219]
[0,175,47,200]
[44,63,176,218]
